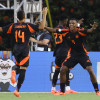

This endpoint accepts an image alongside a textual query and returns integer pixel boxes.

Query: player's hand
[90,22,98,30]
[78,18,84,25]
[42,7,48,15]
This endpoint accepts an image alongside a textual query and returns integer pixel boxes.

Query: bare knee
[86,66,93,73]
[60,66,68,75]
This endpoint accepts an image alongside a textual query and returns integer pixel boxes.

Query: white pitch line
[0,92,95,94]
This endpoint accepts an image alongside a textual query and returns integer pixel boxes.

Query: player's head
[69,18,78,31]
[59,13,68,26]
[17,10,25,21]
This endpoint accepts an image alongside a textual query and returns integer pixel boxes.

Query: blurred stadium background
[0,0,100,100]
[0,0,100,51]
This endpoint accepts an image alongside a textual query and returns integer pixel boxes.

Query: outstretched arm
[87,22,98,33]
[45,26,69,34]
[0,27,3,32]
[44,26,56,33]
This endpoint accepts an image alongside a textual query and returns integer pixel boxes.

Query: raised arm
[77,18,84,27]
[87,22,98,33]
[38,7,48,30]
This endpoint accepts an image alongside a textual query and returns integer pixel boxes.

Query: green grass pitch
[0,92,100,100]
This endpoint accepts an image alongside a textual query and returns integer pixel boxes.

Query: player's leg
[16,66,27,91]
[86,66,100,95]
[60,65,68,94]
[54,65,68,95]
[51,56,62,93]
[11,69,16,84]
[65,69,78,93]
[11,57,20,84]
[13,48,30,97]
[65,69,70,91]
[51,67,60,93]
[14,66,27,97]
[55,55,78,95]
[13,60,29,97]
[79,54,100,95]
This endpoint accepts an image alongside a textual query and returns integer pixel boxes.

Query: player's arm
[87,22,98,33]
[45,27,69,33]
[0,27,3,32]
[29,37,49,45]
[38,7,48,30]
[77,18,84,27]
[45,26,56,33]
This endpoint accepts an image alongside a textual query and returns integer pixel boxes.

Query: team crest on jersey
[0,51,17,92]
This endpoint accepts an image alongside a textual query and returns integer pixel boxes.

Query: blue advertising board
[0,51,100,92]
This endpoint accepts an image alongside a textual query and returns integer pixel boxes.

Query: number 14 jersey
[2,22,39,49]
[2,22,39,55]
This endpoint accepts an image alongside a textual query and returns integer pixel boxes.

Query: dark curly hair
[17,10,25,21]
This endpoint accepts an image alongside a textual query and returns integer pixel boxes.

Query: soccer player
[50,14,78,93]
[0,7,48,97]
[44,16,83,94]
[45,19,100,95]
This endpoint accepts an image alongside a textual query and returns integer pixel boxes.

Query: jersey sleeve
[78,28,88,36]
[27,23,39,33]
[2,23,13,35]
[56,28,69,33]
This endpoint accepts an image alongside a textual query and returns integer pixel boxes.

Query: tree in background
[0,0,100,51]
[43,0,100,51]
